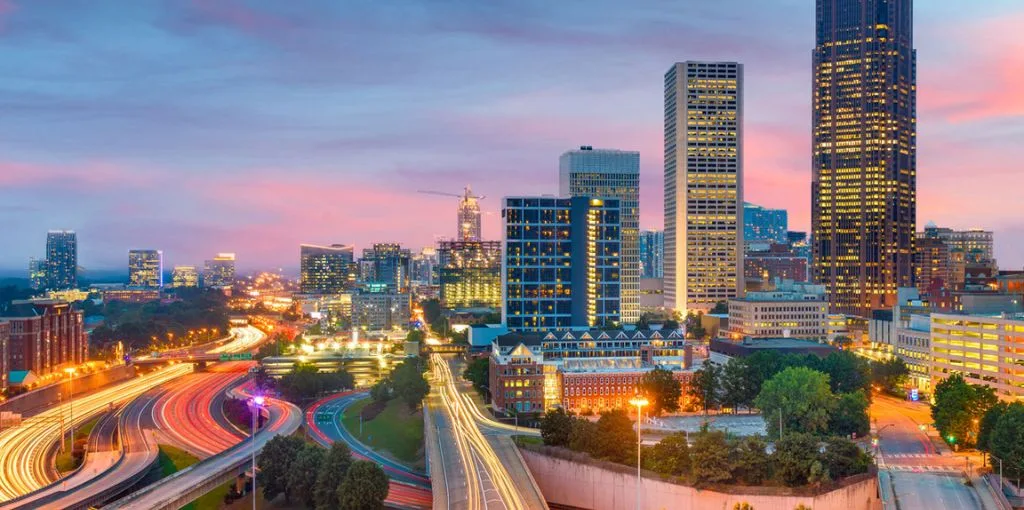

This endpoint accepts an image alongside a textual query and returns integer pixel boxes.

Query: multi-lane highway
[427,353,547,510]
[306,391,433,509]
[151,362,251,458]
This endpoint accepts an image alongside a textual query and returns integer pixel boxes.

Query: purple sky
[1,0,1022,272]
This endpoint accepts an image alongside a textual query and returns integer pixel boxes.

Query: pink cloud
[0,160,157,190]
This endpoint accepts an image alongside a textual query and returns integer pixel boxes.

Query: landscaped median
[55,414,104,473]
[340,396,425,470]
[155,445,231,510]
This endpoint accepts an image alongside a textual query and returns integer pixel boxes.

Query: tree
[568,417,599,455]
[820,436,870,479]
[931,373,998,448]
[462,357,490,401]
[251,365,276,394]
[686,312,707,340]
[756,367,836,438]
[369,379,392,403]
[540,408,574,447]
[832,335,853,350]
[337,460,390,510]
[978,402,1009,452]
[871,357,910,394]
[817,351,871,396]
[278,363,355,403]
[287,444,325,508]
[593,409,636,464]
[710,300,729,315]
[405,329,425,344]
[989,402,1024,479]
[644,431,690,476]
[773,432,819,487]
[730,435,771,485]
[420,298,442,326]
[639,367,682,416]
[829,390,870,438]
[257,435,305,501]
[390,358,430,409]
[689,427,733,486]
[688,363,721,415]
[720,358,755,413]
[636,314,651,330]
[315,442,354,510]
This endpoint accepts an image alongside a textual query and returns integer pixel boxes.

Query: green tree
[773,432,819,487]
[686,312,707,340]
[931,373,998,448]
[462,357,490,401]
[829,390,870,438]
[644,431,690,476]
[337,460,390,510]
[405,329,425,344]
[978,402,1009,452]
[636,314,651,330]
[710,300,729,315]
[593,409,636,464]
[720,358,755,412]
[568,418,599,454]
[420,298,442,325]
[390,358,430,409]
[989,402,1024,479]
[756,367,836,438]
[287,444,325,508]
[820,436,870,479]
[689,427,733,486]
[540,408,574,447]
[818,351,871,396]
[730,435,771,485]
[688,363,721,415]
[871,357,910,394]
[257,435,305,502]
[639,367,682,416]
[315,442,354,510]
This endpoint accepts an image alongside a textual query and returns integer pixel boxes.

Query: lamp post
[629,396,648,510]
[64,368,76,451]
[250,395,265,510]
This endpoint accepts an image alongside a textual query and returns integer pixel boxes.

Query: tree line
[370,358,430,410]
[254,438,389,509]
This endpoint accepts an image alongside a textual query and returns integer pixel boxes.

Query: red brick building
[0,322,9,392]
[744,244,808,285]
[1,300,86,378]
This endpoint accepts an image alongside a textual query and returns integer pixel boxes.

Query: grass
[341,397,424,469]
[55,415,103,473]
[156,444,224,510]
[515,435,544,446]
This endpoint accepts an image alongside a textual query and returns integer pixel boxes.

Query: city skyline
[1,0,1022,271]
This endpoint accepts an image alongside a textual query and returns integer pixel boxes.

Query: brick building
[0,300,87,378]
[0,322,8,392]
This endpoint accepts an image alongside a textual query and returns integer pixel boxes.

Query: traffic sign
[219,352,253,361]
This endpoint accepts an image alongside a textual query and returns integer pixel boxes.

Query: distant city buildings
[300,244,354,294]
[171,266,199,288]
[128,249,163,288]
[438,240,501,310]
[560,146,640,324]
[352,285,411,331]
[743,202,788,245]
[0,299,87,379]
[45,230,77,291]
[203,253,236,288]
[728,280,828,341]
[28,257,46,291]
[639,230,664,279]
[411,247,438,287]
[812,0,917,317]
[502,196,622,332]
[664,61,744,315]
[361,244,411,293]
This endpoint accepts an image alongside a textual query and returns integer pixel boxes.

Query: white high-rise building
[664,61,744,315]
[559,146,640,324]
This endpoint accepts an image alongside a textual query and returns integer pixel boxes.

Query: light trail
[208,326,266,354]
[152,363,250,458]
[0,363,192,501]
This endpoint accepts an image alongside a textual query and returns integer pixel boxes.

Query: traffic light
[947,435,956,444]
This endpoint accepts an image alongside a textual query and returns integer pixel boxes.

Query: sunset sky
[1,0,1022,271]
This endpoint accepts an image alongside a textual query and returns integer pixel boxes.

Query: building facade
[458,186,483,242]
[300,244,354,294]
[0,300,86,377]
[171,266,199,288]
[745,243,809,285]
[0,322,8,392]
[811,0,917,317]
[203,253,236,288]
[361,244,411,293]
[639,230,664,279]
[727,281,828,341]
[560,146,640,324]
[930,312,1024,401]
[28,257,46,291]
[502,196,621,332]
[914,236,950,302]
[664,61,744,315]
[744,202,788,245]
[924,225,994,264]
[45,230,77,291]
[128,249,164,288]
[352,288,411,331]
[438,241,501,310]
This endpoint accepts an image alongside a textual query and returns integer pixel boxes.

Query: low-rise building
[171,265,199,288]
[352,287,410,331]
[930,312,1024,401]
[101,288,161,304]
[744,243,808,285]
[0,300,86,378]
[727,280,827,341]
[708,337,837,365]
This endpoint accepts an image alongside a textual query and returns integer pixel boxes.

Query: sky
[1,0,1022,272]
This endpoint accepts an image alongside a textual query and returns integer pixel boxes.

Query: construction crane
[417,186,486,200]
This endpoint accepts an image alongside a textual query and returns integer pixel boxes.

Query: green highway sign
[218,352,253,361]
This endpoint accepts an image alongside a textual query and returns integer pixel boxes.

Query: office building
[352,286,411,331]
[0,322,8,392]
[203,253,236,288]
[28,257,46,291]
[744,203,788,245]
[438,241,502,310]
[488,328,694,414]
[664,61,744,315]
[128,249,163,288]
[101,288,161,304]
[560,146,640,324]
[411,247,438,286]
[923,225,994,264]
[930,312,1024,401]
[45,230,77,291]
[300,244,354,294]
[812,0,917,316]
[502,196,621,331]
[639,230,664,279]
[171,266,199,288]
[0,299,86,377]
[915,236,951,302]
[361,244,411,293]
[745,243,809,285]
[458,186,483,242]
[727,280,828,341]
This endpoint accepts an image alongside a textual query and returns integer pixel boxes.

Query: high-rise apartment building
[664,61,744,314]
[639,230,664,279]
[812,0,917,316]
[171,266,199,288]
[743,202,788,245]
[300,244,354,294]
[438,241,502,310]
[203,253,236,288]
[45,230,77,291]
[128,249,164,288]
[502,196,621,331]
[458,186,483,242]
[560,146,640,324]
[361,244,411,293]
[28,257,46,291]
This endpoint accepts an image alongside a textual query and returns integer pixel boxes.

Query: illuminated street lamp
[250,394,266,510]
[629,395,648,510]
[64,368,77,451]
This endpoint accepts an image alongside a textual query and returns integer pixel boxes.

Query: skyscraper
[128,249,164,288]
[300,244,354,294]
[45,230,77,291]
[171,266,199,288]
[664,61,744,315]
[361,244,411,293]
[812,0,916,316]
[502,196,621,331]
[743,202,788,245]
[28,257,46,291]
[438,240,502,310]
[560,146,640,324]
[458,186,483,242]
[203,253,236,288]
[639,230,664,279]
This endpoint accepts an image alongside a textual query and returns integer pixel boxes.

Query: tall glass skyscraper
[300,244,354,294]
[664,61,744,315]
[639,230,664,279]
[45,230,77,290]
[128,249,164,288]
[812,0,916,316]
[559,146,639,324]
[743,203,788,245]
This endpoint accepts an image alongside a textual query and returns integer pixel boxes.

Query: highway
[306,391,433,509]
[151,362,250,458]
[426,353,547,510]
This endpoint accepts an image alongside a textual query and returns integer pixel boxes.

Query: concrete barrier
[0,365,137,418]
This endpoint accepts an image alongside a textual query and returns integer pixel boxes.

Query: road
[426,353,547,510]
[890,471,985,510]
[306,391,433,509]
[151,362,250,458]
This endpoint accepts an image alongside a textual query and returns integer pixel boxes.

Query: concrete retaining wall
[0,364,137,418]
[520,448,881,510]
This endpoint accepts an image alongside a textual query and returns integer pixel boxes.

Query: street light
[629,395,648,510]
[64,368,76,452]
[250,395,266,510]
